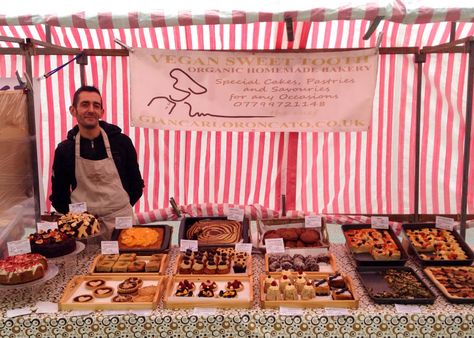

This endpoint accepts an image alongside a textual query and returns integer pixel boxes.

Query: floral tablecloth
[1,244,473,338]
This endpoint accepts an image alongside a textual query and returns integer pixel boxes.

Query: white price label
[305,215,322,228]
[436,216,454,231]
[371,216,389,229]
[69,202,87,213]
[37,222,58,232]
[6,307,32,318]
[101,241,119,255]
[324,307,350,316]
[180,239,198,252]
[279,306,304,316]
[228,207,245,221]
[35,302,58,314]
[130,309,153,316]
[235,243,253,255]
[115,217,133,229]
[7,239,31,256]
[395,304,421,314]
[265,238,285,254]
[193,307,217,316]
[102,310,129,316]
[65,310,93,317]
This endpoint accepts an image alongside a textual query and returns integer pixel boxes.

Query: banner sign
[130,48,378,132]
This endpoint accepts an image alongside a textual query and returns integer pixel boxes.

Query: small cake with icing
[332,287,353,300]
[301,281,316,300]
[328,273,346,289]
[313,278,330,296]
[266,281,280,301]
[283,283,298,300]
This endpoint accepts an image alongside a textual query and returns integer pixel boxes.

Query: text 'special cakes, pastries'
[118,227,164,250]
[186,219,242,245]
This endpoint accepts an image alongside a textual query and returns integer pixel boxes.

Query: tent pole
[459,40,474,239]
[413,52,426,223]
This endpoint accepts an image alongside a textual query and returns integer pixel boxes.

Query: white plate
[0,263,59,289]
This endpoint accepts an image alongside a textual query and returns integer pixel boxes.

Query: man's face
[70,91,103,129]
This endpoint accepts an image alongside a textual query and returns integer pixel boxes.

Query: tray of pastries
[179,216,249,248]
[424,266,474,303]
[261,271,358,309]
[175,248,251,276]
[265,253,337,274]
[402,223,474,266]
[59,275,165,310]
[111,224,172,254]
[256,218,330,252]
[89,253,168,275]
[356,266,435,304]
[342,224,408,266]
[163,275,253,309]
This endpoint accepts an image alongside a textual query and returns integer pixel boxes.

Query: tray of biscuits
[174,247,251,276]
[111,224,172,254]
[265,253,337,274]
[261,271,358,309]
[179,216,249,248]
[424,266,474,303]
[342,224,408,266]
[402,223,474,266]
[89,253,168,275]
[59,275,165,310]
[163,275,253,309]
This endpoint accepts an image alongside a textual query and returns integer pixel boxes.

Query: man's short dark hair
[72,86,102,108]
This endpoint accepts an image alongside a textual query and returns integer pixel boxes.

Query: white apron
[71,127,133,235]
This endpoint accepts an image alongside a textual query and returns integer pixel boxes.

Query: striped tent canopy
[0,1,473,219]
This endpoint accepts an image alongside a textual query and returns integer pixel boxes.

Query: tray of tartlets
[356,266,435,304]
[59,275,165,310]
[261,272,358,309]
[175,248,251,276]
[163,275,253,309]
[342,224,408,266]
[423,266,474,303]
[89,253,168,275]
[111,224,172,254]
[402,223,474,266]
[265,253,337,274]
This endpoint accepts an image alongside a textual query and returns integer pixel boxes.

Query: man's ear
[69,105,76,118]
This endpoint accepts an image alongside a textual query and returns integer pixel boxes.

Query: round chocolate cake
[29,229,77,258]
[58,212,101,239]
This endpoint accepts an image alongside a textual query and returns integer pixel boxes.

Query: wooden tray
[264,253,337,274]
[59,275,166,311]
[173,253,252,276]
[88,254,169,275]
[163,275,253,309]
[260,273,359,309]
[424,266,474,303]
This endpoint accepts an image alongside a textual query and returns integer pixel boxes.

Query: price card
[395,304,421,314]
[6,307,32,318]
[65,310,93,317]
[371,216,389,229]
[265,238,285,254]
[69,202,87,213]
[324,307,350,316]
[102,310,129,316]
[436,216,454,231]
[7,239,31,256]
[192,307,217,316]
[228,207,245,221]
[180,239,198,252]
[37,221,58,232]
[235,243,253,255]
[115,216,133,229]
[130,309,153,316]
[35,301,58,314]
[279,306,304,316]
[305,215,322,228]
[101,241,119,255]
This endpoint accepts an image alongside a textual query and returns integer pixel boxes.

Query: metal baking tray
[402,223,474,266]
[178,216,250,248]
[424,266,474,304]
[342,224,408,266]
[110,224,172,254]
[356,266,435,304]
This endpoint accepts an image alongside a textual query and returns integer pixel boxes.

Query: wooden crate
[173,253,252,276]
[88,254,169,276]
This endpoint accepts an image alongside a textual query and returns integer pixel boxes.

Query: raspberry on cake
[0,253,48,285]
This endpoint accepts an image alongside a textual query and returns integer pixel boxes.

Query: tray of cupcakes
[89,253,169,275]
[423,266,474,303]
[175,248,251,276]
[265,252,337,274]
[261,271,358,309]
[163,275,253,309]
[59,275,166,310]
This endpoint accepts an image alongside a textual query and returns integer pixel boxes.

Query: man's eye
[93,103,101,108]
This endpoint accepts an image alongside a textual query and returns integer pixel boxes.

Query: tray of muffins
[265,253,337,274]
[111,224,172,254]
[261,271,358,309]
[163,275,253,309]
[179,216,250,248]
[175,248,251,276]
[423,266,474,303]
[59,275,166,310]
[89,253,168,275]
